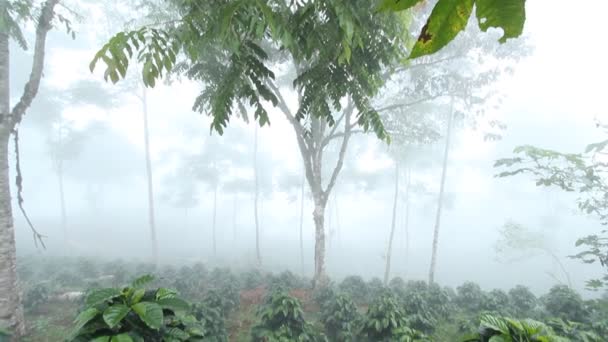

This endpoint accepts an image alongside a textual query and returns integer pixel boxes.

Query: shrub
[23,283,50,311]
[67,274,205,341]
[358,293,427,341]
[320,293,360,341]
[455,282,486,313]
[339,276,369,305]
[312,282,337,309]
[483,289,512,315]
[250,290,326,341]
[542,285,588,322]
[463,314,562,341]
[508,285,537,317]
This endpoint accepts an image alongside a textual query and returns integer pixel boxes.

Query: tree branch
[324,102,353,196]
[376,93,447,113]
[10,0,60,129]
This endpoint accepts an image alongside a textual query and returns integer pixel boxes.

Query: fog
[9,0,608,302]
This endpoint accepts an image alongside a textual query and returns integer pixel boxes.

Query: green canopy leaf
[111,334,134,342]
[132,302,163,330]
[410,0,474,59]
[86,288,122,307]
[103,304,131,328]
[476,0,526,43]
[377,0,425,11]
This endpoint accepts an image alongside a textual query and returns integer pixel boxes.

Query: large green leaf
[111,334,134,342]
[86,288,122,306]
[377,0,425,11]
[409,0,474,59]
[131,274,154,288]
[68,307,101,339]
[90,337,111,342]
[131,302,163,330]
[157,297,190,314]
[475,0,525,43]
[103,304,131,328]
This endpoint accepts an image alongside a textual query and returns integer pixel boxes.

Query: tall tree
[93,0,409,286]
[0,0,63,337]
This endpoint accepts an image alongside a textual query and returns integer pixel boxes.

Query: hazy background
[9,0,608,297]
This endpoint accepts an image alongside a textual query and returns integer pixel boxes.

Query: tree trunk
[141,87,158,266]
[312,194,328,287]
[253,125,261,266]
[57,160,67,245]
[384,162,399,285]
[403,167,411,278]
[334,191,340,249]
[212,184,218,258]
[299,173,305,276]
[232,193,237,243]
[0,28,25,339]
[428,99,454,284]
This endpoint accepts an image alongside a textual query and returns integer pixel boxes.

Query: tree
[495,123,608,290]
[92,0,529,286]
[0,0,64,337]
[494,219,573,288]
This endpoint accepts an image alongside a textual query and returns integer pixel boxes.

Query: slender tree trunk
[141,87,158,266]
[403,167,411,278]
[0,29,25,339]
[428,99,454,284]
[212,184,218,258]
[384,162,400,285]
[232,193,237,243]
[57,160,67,244]
[253,125,261,266]
[333,190,340,251]
[312,193,328,287]
[299,173,305,276]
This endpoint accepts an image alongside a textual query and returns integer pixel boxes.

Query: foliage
[192,293,229,342]
[541,285,588,323]
[320,293,360,341]
[267,270,308,291]
[358,292,427,341]
[67,274,205,342]
[495,139,608,289]
[312,282,337,309]
[508,285,538,318]
[463,314,564,342]
[339,276,369,305]
[250,289,326,342]
[397,281,453,334]
[455,282,486,313]
[547,318,603,342]
[379,0,526,59]
[92,0,411,142]
[483,289,512,316]
[23,283,50,312]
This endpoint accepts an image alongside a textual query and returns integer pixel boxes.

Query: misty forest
[1,0,608,341]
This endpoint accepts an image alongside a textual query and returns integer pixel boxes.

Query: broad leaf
[132,302,163,330]
[131,274,154,288]
[68,307,100,339]
[409,0,474,59]
[476,0,525,43]
[103,304,131,328]
[90,337,111,342]
[378,0,425,11]
[111,334,134,342]
[86,288,122,306]
[157,297,190,314]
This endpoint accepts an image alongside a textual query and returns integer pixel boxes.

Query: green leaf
[90,337,111,342]
[68,307,100,339]
[155,288,178,300]
[103,304,130,328]
[86,288,122,307]
[409,0,474,59]
[378,0,425,11]
[131,274,154,288]
[131,302,163,330]
[130,288,146,304]
[111,334,134,342]
[475,0,525,43]
[157,297,190,314]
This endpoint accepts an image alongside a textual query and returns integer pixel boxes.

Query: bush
[358,293,426,341]
[483,289,512,315]
[463,314,562,341]
[67,274,205,341]
[23,283,50,312]
[192,301,229,342]
[455,282,486,313]
[250,290,326,341]
[339,276,369,305]
[312,282,337,309]
[508,285,537,317]
[542,285,588,322]
[320,293,360,341]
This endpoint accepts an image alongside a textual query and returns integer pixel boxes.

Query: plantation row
[14,256,608,341]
